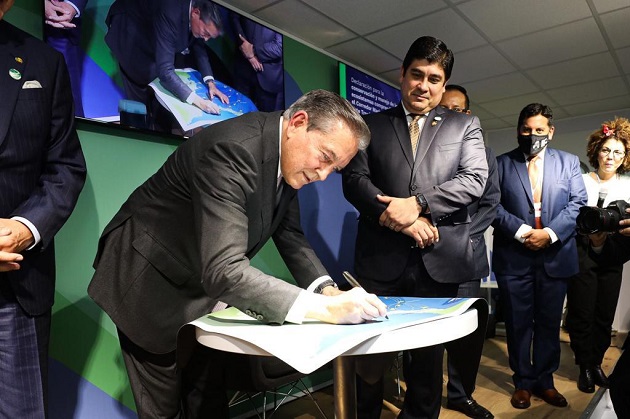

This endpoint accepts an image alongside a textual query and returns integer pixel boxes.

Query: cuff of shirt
[591,244,604,254]
[515,224,532,243]
[203,76,215,84]
[186,92,202,105]
[284,290,312,324]
[11,216,40,250]
[285,276,335,324]
[543,227,558,244]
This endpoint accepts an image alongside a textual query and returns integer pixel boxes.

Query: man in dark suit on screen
[492,103,587,409]
[88,89,387,419]
[230,12,284,111]
[105,0,229,119]
[0,1,87,416]
[342,36,489,419]
[44,0,87,117]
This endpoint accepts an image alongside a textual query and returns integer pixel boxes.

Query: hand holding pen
[343,271,389,320]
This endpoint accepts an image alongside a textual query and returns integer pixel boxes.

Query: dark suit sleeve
[11,49,86,247]
[470,147,500,237]
[191,141,301,324]
[153,6,211,102]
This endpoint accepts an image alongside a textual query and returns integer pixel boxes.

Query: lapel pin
[431,116,441,127]
[9,68,22,80]
[15,57,23,64]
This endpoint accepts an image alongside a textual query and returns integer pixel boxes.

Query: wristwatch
[313,279,338,294]
[416,193,428,216]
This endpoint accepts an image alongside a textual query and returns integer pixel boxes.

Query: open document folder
[186,297,482,374]
[149,68,257,131]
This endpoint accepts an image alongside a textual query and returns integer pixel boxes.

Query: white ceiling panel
[525,52,619,89]
[498,19,608,69]
[547,77,628,106]
[299,0,446,35]
[327,38,401,74]
[480,118,512,131]
[457,0,592,41]
[448,45,516,84]
[618,46,630,73]
[216,0,280,13]
[366,8,486,57]
[465,73,539,103]
[480,93,560,117]
[600,7,630,49]
[592,0,630,13]
[254,0,356,48]
[563,96,630,115]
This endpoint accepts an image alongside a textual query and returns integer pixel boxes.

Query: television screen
[39,0,285,137]
[339,62,400,115]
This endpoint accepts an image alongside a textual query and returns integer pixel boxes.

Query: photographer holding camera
[566,117,630,394]
[588,208,630,418]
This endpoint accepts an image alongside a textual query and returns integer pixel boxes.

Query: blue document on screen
[149,68,257,131]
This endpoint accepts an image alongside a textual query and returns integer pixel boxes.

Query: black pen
[342,271,389,319]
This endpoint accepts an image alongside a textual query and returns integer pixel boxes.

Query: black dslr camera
[576,200,630,234]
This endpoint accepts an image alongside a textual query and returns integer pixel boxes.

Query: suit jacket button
[256,315,264,321]
[245,310,252,316]
[411,185,417,191]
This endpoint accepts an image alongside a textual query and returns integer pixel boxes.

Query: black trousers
[446,279,483,402]
[354,249,487,419]
[118,331,229,419]
[566,238,623,366]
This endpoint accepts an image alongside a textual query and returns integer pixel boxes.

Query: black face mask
[518,134,549,157]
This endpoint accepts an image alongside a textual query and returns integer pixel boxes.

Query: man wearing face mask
[492,103,587,410]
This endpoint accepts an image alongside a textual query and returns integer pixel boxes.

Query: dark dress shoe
[510,389,531,409]
[578,366,595,393]
[593,365,610,388]
[533,388,568,407]
[447,397,494,418]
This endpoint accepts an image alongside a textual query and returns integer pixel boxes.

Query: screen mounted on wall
[40,0,285,137]
[339,62,400,116]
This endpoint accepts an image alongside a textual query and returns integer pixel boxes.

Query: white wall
[485,107,630,333]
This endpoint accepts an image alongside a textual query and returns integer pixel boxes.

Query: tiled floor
[250,329,623,418]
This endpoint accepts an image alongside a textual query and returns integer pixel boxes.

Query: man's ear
[288,110,308,129]
[548,126,555,140]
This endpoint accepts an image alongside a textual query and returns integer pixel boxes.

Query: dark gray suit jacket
[343,104,488,284]
[468,147,500,280]
[0,21,86,316]
[88,112,328,353]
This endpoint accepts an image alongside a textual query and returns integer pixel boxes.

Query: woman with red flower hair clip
[566,116,630,393]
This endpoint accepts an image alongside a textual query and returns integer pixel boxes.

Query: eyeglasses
[600,147,626,159]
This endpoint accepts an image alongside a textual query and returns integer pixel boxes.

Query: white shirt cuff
[203,76,215,83]
[515,224,532,243]
[285,275,334,323]
[186,92,201,105]
[11,216,40,250]
[543,227,558,244]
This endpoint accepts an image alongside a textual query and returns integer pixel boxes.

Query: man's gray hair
[283,90,370,150]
